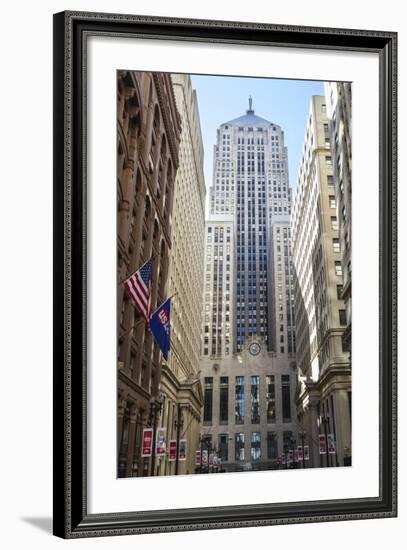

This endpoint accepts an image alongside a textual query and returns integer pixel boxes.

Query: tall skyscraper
[291,95,351,468]
[199,100,297,472]
[208,98,292,352]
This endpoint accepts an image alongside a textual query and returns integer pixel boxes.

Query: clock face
[249,342,261,356]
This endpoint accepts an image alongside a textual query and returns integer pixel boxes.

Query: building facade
[117,70,181,477]
[325,82,352,353]
[291,95,352,468]
[200,338,297,472]
[208,99,292,352]
[268,216,297,356]
[157,74,206,476]
[200,100,298,471]
[201,216,235,358]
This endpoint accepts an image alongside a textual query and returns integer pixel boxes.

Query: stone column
[333,389,351,466]
[126,404,139,477]
[307,390,321,468]
[117,397,127,458]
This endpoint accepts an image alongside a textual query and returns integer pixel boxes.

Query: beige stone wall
[157,74,205,475]
[200,338,297,471]
[291,95,351,467]
[201,216,235,359]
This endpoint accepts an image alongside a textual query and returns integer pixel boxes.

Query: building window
[251,432,261,461]
[235,376,244,424]
[333,239,340,253]
[235,433,245,461]
[281,375,291,422]
[267,432,278,459]
[327,175,334,186]
[218,434,228,462]
[266,375,276,423]
[329,195,336,208]
[331,217,338,230]
[203,377,213,423]
[251,376,260,424]
[337,285,343,299]
[219,376,229,424]
[335,261,343,276]
[339,309,347,326]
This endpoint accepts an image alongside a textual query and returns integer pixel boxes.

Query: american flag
[124,258,153,323]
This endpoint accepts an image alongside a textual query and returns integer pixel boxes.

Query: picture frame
[53,10,397,538]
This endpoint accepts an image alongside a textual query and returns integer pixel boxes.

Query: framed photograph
[53,10,397,538]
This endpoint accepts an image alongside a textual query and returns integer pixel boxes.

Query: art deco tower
[205,98,292,353]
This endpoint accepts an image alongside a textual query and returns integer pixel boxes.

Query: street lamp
[298,429,306,469]
[174,403,184,475]
[149,394,163,476]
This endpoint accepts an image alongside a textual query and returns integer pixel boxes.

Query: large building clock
[248,342,261,356]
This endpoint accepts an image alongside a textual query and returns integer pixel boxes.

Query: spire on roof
[247,95,254,115]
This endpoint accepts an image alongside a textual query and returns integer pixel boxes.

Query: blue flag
[149,298,171,361]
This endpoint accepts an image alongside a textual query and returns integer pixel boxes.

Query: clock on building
[248,342,261,356]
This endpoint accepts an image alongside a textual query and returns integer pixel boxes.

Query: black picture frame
[53,10,397,538]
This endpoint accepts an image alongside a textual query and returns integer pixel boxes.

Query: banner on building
[149,298,171,361]
[178,439,187,461]
[168,440,177,461]
[141,428,153,457]
[202,449,208,466]
[327,434,337,454]
[195,449,201,466]
[289,449,294,463]
[156,427,166,456]
[304,445,310,461]
[297,446,303,461]
[319,434,327,455]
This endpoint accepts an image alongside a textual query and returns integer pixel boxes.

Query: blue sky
[190,74,325,192]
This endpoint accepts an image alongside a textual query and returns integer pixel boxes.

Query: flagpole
[149,293,178,318]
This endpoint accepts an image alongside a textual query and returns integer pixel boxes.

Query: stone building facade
[291,95,351,468]
[325,82,352,354]
[157,74,205,476]
[201,215,235,358]
[117,70,181,477]
[200,102,298,471]
[200,337,297,471]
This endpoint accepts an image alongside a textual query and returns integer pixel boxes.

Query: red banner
[297,446,303,461]
[168,440,177,461]
[289,449,294,462]
[304,445,310,460]
[319,434,327,455]
[195,450,201,466]
[141,428,153,457]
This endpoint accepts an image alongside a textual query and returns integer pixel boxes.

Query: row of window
[209,430,291,462]
[203,375,292,425]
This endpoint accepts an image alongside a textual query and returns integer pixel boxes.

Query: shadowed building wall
[117,70,181,477]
